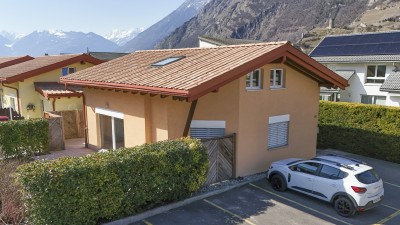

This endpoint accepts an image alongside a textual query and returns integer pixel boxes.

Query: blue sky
[0,0,186,35]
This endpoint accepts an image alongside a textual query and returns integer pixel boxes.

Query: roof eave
[60,79,190,97]
[187,43,348,101]
[187,44,289,101]
[286,47,349,89]
[0,55,34,69]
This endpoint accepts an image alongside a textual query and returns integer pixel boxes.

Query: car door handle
[307,178,312,181]
[331,184,337,188]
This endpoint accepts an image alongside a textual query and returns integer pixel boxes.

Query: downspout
[52,98,56,111]
[1,82,21,114]
[183,99,198,137]
[82,93,88,148]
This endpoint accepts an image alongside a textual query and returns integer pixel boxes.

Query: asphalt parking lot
[130,150,400,225]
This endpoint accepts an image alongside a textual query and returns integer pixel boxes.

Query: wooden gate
[202,134,236,185]
[44,112,65,151]
[48,110,84,139]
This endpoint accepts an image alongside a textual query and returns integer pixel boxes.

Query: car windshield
[355,169,380,184]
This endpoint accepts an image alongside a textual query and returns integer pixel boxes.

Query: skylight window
[151,56,185,66]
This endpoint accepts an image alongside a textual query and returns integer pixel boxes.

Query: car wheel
[270,174,287,192]
[334,196,356,217]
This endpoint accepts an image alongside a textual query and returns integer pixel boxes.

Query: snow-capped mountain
[104,28,144,46]
[0,30,119,56]
[0,31,25,42]
[0,34,12,56]
[119,0,210,52]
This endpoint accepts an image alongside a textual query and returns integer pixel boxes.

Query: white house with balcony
[310,31,400,107]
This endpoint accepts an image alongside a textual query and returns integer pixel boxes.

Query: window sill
[246,88,262,91]
[270,87,286,90]
[364,83,383,86]
[268,145,288,151]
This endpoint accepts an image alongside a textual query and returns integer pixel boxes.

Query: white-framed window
[366,65,386,84]
[9,96,17,111]
[319,93,340,102]
[360,95,386,105]
[95,108,125,150]
[268,114,289,149]
[190,120,225,139]
[246,69,261,90]
[270,69,284,89]
[62,67,76,76]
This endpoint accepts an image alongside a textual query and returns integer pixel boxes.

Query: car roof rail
[312,157,355,170]
[324,154,367,165]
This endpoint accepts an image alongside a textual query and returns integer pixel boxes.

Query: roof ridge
[324,30,400,38]
[35,53,84,58]
[136,41,290,53]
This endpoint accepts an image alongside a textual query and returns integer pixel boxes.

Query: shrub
[0,158,30,225]
[17,138,208,225]
[318,101,400,163]
[0,119,49,159]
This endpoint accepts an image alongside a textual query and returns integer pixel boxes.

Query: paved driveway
[130,150,400,225]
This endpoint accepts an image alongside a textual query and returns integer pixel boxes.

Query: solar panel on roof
[310,32,400,57]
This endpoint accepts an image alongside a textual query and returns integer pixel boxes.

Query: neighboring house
[61,42,347,176]
[0,55,34,69]
[0,56,34,109]
[310,31,400,107]
[199,36,261,47]
[87,52,129,61]
[0,54,103,118]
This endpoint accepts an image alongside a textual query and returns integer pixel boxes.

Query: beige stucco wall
[84,62,319,177]
[85,89,147,149]
[1,62,93,118]
[236,64,319,176]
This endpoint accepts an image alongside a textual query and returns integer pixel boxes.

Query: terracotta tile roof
[34,82,83,99]
[0,55,34,69]
[61,42,348,101]
[0,54,103,83]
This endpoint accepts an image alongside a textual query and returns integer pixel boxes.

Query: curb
[103,176,265,225]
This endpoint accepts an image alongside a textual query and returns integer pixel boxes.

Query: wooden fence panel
[48,110,84,139]
[202,134,236,185]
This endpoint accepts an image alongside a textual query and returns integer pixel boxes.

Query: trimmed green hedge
[17,138,208,225]
[318,101,400,163]
[0,119,49,159]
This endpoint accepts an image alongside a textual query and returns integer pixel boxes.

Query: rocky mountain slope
[157,0,400,51]
[118,0,210,52]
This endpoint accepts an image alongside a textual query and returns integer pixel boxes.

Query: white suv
[266,154,384,217]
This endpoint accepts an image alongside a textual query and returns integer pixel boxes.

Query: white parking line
[384,181,400,188]
[249,183,353,225]
[382,203,400,211]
